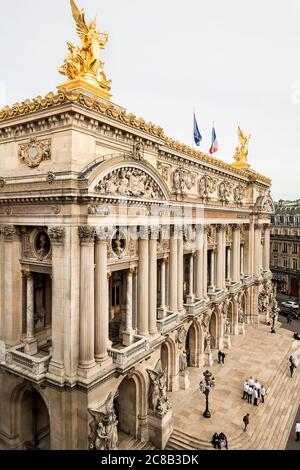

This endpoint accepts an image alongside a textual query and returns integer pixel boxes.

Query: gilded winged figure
[59,0,111,90]
[234,126,251,164]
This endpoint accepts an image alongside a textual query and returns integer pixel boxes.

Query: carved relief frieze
[234,184,245,205]
[94,168,164,200]
[18,137,51,168]
[22,227,52,261]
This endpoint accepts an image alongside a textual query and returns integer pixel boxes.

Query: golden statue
[231,126,251,170]
[58,0,111,99]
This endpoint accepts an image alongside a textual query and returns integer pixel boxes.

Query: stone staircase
[118,432,156,451]
[166,346,300,450]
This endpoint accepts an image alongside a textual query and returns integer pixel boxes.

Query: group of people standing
[242,376,266,406]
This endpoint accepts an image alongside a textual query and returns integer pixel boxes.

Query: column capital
[204,225,210,234]
[78,225,96,244]
[21,269,33,279]
[149,225,160,240]
[139,225,150,240]
[95,226,110,242]
[3,225,19,242]
[263,223,270,230]
[232,224,241,231]
[48,226,65,245]
[254,223,262,231]
[216,224,227,232]
[107,272,112,280]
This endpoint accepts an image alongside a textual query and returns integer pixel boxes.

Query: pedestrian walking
[290,362,296,378]
[221,351,226,365]
[296,421,300,442]
[218,350,222,364]
[260,385,266,403]
[243,414,250,432]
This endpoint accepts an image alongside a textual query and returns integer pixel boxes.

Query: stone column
[186,253,194,304]
[263,225,270,272]
[0,226,3,340]
[158,258,167,319]
[195,227,204,300]
[222,229,227,289]
[203,226,208,298]
[78,226,98,375]
[137,226,149,336]
[232,224,241,282]
[226,247,231,283]
[149,227,158,335]
[122,269,135,346]
[169,226,178,312]
[132,269,137,330]
[2,226,22,346]
[209,250,215,290]
[177,226,184,312]
[254,224,262,278]
[240,244,244,277]
[23,272,38,355]
[95,229,111,363]
[216,225,224,290]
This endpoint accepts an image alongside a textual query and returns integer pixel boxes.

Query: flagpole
[192,107,195,148]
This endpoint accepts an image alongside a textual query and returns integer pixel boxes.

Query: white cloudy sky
[1,0,300,201]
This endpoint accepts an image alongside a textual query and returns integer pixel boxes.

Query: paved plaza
[168,322,300,450]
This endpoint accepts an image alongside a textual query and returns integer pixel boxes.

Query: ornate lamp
[199,369,215,418]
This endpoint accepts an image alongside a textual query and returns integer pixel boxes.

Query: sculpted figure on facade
[218,180,232,204]
[18,137,51,168]
[234,185,245,205]
[88,393,118,451]
[130,141,144,161]
[199,175,216,200]
[94,168,163,200]
[179,351,188,372]
[175,326,186,349]
[238,305,245,324]
[172,168,195,194]
[147,360,171,416]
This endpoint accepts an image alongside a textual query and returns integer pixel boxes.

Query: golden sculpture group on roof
[58,0,111,99]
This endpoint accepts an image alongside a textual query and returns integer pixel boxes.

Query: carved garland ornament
[18,137,51,168]
[173,169,196,194]
[199,175,217,200]
[94,168,164,200]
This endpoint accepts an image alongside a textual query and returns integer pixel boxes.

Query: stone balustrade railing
[185,299,206,318]
[156,312,178,333]
[228,282,242,294]
[108,335,149,366]
[5,345,51,376]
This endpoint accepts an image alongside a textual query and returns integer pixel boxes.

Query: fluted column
[95,229,110,362]
[195,227,204,300]
[263,225,270,272]
[240,244,244,277]
[209,250,215,289]
[3,225,22,346]
[203,226,208,298]
[226,247,231,282]
[232,225,241,282]
[158,258,166,319]
[222,229,227,289]
[254,224,262,278]
[186,253,194,304]
[78,226,96,371]
[216,225,225,289]
[149,226,158,335]
[169,226,178,312]
[137,227,149,336]
[177,226,184,312]
[122,268,135,346]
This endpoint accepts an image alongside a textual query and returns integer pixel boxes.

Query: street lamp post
[199,369,215,418]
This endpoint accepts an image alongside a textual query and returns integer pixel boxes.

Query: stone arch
[209,308,223,348]
[115,370,148,442]
[185,321,204,367]
[160,338,177,391]
[10,383,51,450]
[88,157,170,201]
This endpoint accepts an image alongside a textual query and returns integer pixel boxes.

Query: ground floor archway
[209,310,218,348]
[114,376,137,438]
[18,387,50,450]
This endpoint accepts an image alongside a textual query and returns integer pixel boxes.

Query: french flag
[209,126,218,155]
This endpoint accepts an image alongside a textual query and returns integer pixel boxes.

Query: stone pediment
[254,194,275,214]
[92,165,168,201]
